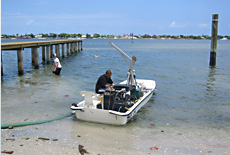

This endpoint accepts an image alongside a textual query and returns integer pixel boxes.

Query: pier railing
[1,39,83,75]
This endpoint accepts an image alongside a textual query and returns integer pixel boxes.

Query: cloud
[199,23,209,28]
[3,13,28,19]
[37,12,122,20]
[26,20,35,25]
[170,21,176,27]
[169,21,188,28]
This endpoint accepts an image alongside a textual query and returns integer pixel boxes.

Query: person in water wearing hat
[52,53,62,76]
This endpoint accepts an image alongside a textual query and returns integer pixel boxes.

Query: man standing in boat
[52,53,62,76]
[95,70,114,93]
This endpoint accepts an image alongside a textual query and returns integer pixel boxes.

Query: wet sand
[2,117,230,155]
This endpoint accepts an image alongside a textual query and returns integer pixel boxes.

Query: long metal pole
[109,41,133,69]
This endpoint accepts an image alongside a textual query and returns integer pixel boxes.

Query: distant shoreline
[1,37,229,41]
[1,33,229,40]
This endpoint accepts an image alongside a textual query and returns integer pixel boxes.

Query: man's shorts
[53,68,62,75]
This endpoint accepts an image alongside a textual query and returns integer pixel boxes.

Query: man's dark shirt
[95,74,113,93]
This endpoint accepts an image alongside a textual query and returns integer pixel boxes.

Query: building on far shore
[35,35,42,39]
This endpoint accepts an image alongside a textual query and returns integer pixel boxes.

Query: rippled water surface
[1,39,230,154]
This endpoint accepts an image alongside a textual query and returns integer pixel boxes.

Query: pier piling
[31,48,35,64]
[17,48,24,75]
[46,45,51,64]
[71,43,74,54]
[67,43,70,56]
[42,46,45,62]
[55,44,60,58]
[50,45,53,57]
[1,52,3,76]
[210,14,219,66]
[34,47,39,69]
[78,42,80,51]
[62,44,65,58]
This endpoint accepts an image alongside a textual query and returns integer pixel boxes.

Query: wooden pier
[1,39,83,75]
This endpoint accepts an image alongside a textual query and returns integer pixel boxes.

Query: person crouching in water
[53,53,62,76]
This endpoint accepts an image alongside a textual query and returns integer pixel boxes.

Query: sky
[1,0,230,36]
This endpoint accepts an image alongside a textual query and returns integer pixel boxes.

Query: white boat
[71,42,156,125]
[220,37,228,40]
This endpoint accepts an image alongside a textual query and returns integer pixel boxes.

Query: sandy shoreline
[2,116,230,155]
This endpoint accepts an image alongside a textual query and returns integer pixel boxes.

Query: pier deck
[1,39,83,75]
[1,39,82,50]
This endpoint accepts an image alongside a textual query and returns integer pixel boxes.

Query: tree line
[1,33,229,40]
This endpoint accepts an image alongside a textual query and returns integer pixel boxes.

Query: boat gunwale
[71,89,154,117]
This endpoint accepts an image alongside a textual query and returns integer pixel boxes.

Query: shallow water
[1,39,230,154]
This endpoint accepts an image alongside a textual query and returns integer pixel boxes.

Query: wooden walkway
[1,39,83,75]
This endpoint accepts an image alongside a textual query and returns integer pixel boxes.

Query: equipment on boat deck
[96,84,136,112]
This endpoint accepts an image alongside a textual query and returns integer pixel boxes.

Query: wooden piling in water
[1,52,3,76]
[67,43,70,56]
[62,44,65,58]
[74,43,77,53]
[73,43,76,52]
[70,43,72,54]
[78,42,80,51]
[50,45,53,57]
[210,14,219,66]
[31,48,35,64]
[34,47,39,69]
[46,45,51,64]
[17,48,24,75]
[42,46,45,62]
[55,44,60,58]
[71,43,74,54]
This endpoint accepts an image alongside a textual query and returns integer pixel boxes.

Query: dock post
[73,43,76,53]
[72,43,75,53]
[70,43,72,54]
[55,44,60,58]
[81,41,83,51]
[62,44,65,58]
[46,45,51,64]
[210,14,219,66]
[42,46,45,62]
[67,43,70,56]
[34,47,39,69]
[73,43,75,53]
[71,43,74,54]
[17,48,24,75]
[75,42,78,52]
[31,48,35,64]
[50,45,53,57]
[78,42,80,52]
[1,51,3,76]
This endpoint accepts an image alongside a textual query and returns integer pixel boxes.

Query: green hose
[1,113,72,129]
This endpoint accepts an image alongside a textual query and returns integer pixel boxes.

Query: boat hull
[71,79,156,125]
[75,108,128,125]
